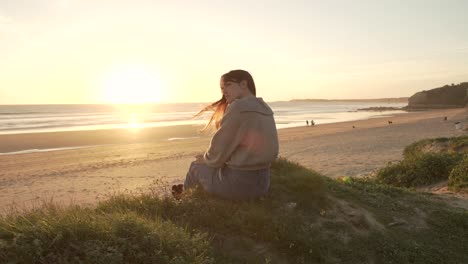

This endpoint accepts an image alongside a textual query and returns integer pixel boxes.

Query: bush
[449,154,468,192]
[376,153,462,187]
[403,136,468,159]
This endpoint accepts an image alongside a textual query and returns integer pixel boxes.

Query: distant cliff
[407,82,468,109]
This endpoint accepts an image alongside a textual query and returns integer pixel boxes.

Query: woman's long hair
[195,69,256,131]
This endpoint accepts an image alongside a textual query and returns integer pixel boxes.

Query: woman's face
[220,79,243,104]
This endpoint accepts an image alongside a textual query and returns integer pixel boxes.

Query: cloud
[53,0,73,9]
[0,15,13,25]
[454,46,468,54]
[0,15,16,33]
[0,14,27,42]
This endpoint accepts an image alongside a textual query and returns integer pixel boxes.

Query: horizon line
[0,97,411,106]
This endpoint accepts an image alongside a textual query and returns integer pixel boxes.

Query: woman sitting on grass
[172,69,279,200]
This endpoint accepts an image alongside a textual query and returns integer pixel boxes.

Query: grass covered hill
[408,82,468,109]
[1,157,467,263]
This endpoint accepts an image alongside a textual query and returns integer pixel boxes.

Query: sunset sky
[1,0,468,104]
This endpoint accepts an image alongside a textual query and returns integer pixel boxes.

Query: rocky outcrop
[407,82,468,109]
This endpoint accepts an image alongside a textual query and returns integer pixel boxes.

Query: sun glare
[113,102,154,132]
[100,64,164,104]
[127,113,143,131]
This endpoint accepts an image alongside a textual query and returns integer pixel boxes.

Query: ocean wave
[0,102,407,134]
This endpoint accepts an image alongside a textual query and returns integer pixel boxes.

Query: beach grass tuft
[449,154,468,192]
[1,158,467,263]
[375,152,462,187]
[403,135,468,159]
[376,135,467,189]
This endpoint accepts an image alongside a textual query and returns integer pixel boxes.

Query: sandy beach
[1,108,466,212]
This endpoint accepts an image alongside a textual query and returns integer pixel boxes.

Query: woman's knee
[189,161,198,169]
[185,162,200,188]
[185,162,214,189]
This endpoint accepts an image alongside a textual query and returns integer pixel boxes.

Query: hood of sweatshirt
[230,97,274,116]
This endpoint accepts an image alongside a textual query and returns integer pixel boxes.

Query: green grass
[403,135,468,159]
[376,136,467,188]
[0,205,213,264]
[375,152,462,187]
[449,154,468,192]
[1,158,467,263]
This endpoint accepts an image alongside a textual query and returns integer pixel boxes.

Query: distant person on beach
[306,120,309,126]
[311,120,315,126]
[172,69,279,200]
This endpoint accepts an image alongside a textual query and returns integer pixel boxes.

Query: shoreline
[0,107,466,211]
[0,124,209,153]
[0,102,409,138]
[0,109,410,154]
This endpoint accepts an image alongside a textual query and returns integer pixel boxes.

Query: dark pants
[184,162,270,200]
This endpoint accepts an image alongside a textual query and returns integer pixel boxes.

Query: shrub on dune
[376,136,466,188]
[376,153,461,187]
[403,135,468,159]
[449,154,468,192]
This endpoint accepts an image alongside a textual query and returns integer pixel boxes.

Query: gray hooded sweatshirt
[203,96,279,170]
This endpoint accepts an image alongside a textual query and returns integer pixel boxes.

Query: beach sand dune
[0,108,466,212]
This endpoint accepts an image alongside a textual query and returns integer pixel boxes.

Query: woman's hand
[194,154,205,164]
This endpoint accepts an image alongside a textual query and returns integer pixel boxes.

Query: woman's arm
[203,104,242,167]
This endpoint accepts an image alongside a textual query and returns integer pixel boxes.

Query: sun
[100,64,165,104]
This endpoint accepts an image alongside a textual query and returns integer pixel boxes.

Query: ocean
[0,101,407,135]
